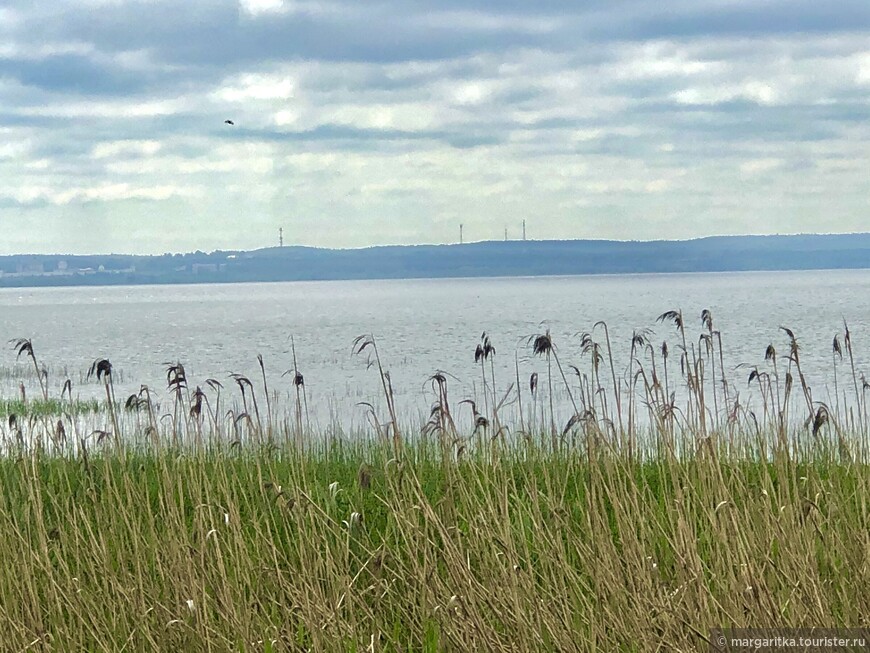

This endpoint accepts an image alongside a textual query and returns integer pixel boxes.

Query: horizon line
[3,230,869,259]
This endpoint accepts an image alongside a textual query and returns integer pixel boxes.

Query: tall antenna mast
[460,224,463,245]
[522,219,526,241]
[504,227,507,241]
[279,227,284,247]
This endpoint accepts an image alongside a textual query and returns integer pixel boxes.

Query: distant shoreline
[1,233,869,289]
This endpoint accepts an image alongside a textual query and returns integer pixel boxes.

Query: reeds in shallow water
[0,316,867,649]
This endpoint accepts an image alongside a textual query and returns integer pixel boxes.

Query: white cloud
[273,109,299,126]
[612,42,727,80]
[1,183,202,206]
[239,0,344,18]
[20,99,184,119]
[0,140,30,159]
[92,140,162,159]
[322,103,440,131]
[416,10,558,34]
[0,8,20,30]
[740,158,784,175]
[214,73,296,102]
[451,82,495,106]
[644,179,672,193]
[24,159,51,170]
[0,40,95,59]
[856,52,870,84]
[570,129,604,142]
[239,0,285,16]
[672,80,781,106]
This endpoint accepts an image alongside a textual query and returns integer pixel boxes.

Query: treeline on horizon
[1,232,869,287]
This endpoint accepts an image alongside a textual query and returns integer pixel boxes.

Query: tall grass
[0,314,868,651]
[1,438,867,651]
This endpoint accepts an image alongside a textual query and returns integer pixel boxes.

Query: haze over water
[0,269,868,430]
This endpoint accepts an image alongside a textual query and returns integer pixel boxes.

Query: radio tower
[279,228,284,247]
[522,220,526,241]
[460,224,463,245]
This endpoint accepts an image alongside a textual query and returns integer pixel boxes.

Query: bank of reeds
[0,315,868,651]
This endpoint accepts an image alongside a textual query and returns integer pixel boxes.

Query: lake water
[0,269,868,430]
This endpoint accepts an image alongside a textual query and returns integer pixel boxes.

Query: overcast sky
[1,0,868,254]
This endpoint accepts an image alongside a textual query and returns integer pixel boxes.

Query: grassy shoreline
[1,438,868,652]
[2,317,869,650]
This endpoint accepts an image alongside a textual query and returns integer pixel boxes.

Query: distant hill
[1,233,869,288]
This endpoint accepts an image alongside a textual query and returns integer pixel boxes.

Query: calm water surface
[0,270,868,429]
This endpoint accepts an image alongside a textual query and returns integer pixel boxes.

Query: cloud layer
[1,0,868,253]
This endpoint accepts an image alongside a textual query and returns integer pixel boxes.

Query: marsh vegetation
[0,311,868,651]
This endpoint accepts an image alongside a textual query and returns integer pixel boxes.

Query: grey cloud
[217,124,507,150]
[0,0,868,253]
[0,197,50,209]
[23,1,559,68]
[617,1,870,40]
[0,54,146,94]
[0,113,60,128]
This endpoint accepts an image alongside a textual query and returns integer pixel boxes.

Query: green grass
[0,397,103,418]
[1,320,868,650]
[0,436,868,652]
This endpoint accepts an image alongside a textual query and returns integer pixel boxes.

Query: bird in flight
[224,119,235,125]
